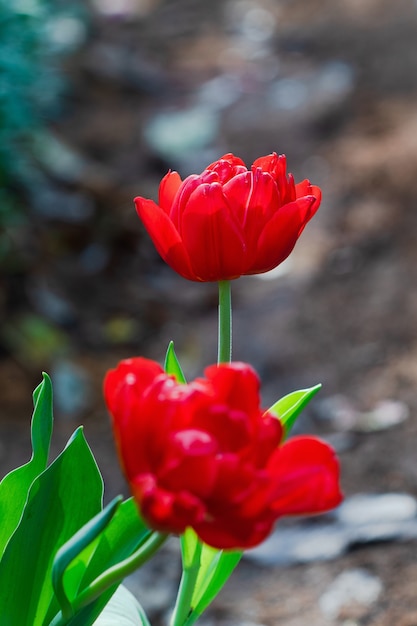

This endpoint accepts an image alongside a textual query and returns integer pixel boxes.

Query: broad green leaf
[164,341,186,382]
[180,527,200,570]
[79,498,150,588]
[180,530,241,626]
[48,499,151,626]
[0,372,53,557]
[92,585,151,626]
[268,384,322,437]
[187,548,241,625]
[0,427,103,626]
[52,496,123,617]
[57,591,120,626]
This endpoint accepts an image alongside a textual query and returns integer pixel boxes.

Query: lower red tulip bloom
[134,152,321,282]
[104,358,342,549]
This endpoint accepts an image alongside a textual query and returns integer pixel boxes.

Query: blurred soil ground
[2,0,417,624]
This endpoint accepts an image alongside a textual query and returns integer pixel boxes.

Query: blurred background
[2,0,417,624]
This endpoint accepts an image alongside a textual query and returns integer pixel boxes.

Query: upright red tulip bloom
[134,152,321,282]
[104,358,342,549]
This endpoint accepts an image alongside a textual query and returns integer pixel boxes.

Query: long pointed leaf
[187,547,241,625]
[79,498,150,588]
[0,372,53,556]
[53,496,123,617]
[48,499,151,626]
[92,585,151,626]
[164,341,186,382]
[268,384,322,436]
[0,427,103,625]
[180,529,241,626]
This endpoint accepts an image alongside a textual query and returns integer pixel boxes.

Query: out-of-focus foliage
[0,0,89,263]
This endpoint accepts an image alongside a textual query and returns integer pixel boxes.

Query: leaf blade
[92,585,151,626]
[47,499,152,626]
[0,427,103,625]
[164,341,186,382]
[268,384,322,436]
[0,372,53,557]
[180,530,241,626]
[52,496,123,618]
[187,547,241,626]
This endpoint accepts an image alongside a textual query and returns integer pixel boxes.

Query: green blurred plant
[0,0,88,262]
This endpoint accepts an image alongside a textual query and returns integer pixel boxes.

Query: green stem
[218,280,232,364]
[170,540,203,626]
[49,531,168,626]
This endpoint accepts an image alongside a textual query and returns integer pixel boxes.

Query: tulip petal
[204,362,261,414]
[208,153,246,168]
[104,360,168,478]
[141,379,210,465]
[253,413,283,467]
[249,196,316,274]
[133,474,205,534]
[159,171,182,213]
[206,154,247,183]
[224,169,280,222]
[103,358,164,445]
[104,357,164,416]
[169,171,218,229]
[252,153,292,200]
[223,170,281,270]
[180,183,246,281]
[268,436,342,515]
[193,405,252,452]
[134,196,196,280]
[158,429,218,497]
[195,510,275,549]
[252,152,286,179]
[295,180,322,213]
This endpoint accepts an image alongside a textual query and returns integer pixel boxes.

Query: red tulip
[104,358,342,549]
[135,152,321,281]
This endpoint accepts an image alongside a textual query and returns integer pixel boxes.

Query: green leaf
[189,549,241,625]
[56,593,119,626]
[0,372,53,557]
[52,496,123,619]
[92,585,151,626]
[50,499,151,626]
[0,427,103,626]
[180,527,200,570]
[180,530,241,626]
[78,498,150,589]
[268,384,322,437]
[164,341,186,382]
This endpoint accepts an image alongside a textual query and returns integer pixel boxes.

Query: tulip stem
[48,531,168,626]
[218,280,232,364]
[170,539,203,626]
